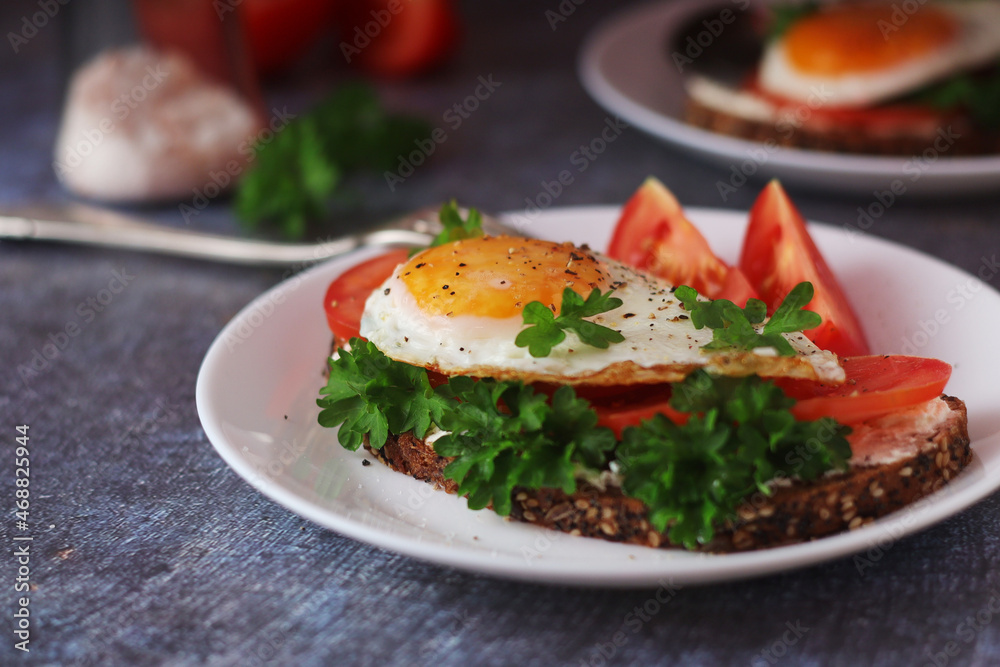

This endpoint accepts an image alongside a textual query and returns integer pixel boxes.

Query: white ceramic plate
[577,0,1000,195]
[196,207,1000,587]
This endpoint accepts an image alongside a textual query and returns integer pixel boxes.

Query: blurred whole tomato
[338,0,460,78]
[241,0,339,76]
[137,0,458,80]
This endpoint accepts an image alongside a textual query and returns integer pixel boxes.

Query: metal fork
[0,203,519,267]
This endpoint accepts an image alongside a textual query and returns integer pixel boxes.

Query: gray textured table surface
[3,1,1000,665]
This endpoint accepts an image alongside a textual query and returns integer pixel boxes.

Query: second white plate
[577,0,1000,195]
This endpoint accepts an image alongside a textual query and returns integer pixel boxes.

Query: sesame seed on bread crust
[364,396,971,553]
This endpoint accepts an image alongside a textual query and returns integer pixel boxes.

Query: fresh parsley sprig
[433,380,616,514]
[432,201,485,247]
[515,288,625,358]
[235,83,432,240]
[317,339,449,450]
[318,340,616,513]
[676,282,821,356]
[767,2,820,41]
[902,63,1000,130]
[617,370,851,549]
[317,338,852,548]
[407,201,486,258]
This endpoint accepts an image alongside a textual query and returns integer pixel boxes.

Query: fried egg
[359,236,844,386]
[758,1,1000,107]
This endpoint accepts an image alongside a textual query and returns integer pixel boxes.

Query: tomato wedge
[607,177,758,305]
[739,180,870,357]
[778,355,952,425]
[715,265,758,306]
[323,249,410,341]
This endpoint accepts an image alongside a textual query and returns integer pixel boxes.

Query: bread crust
[365,397,971,553]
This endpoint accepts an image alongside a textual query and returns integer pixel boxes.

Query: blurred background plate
[577,0,1000,196]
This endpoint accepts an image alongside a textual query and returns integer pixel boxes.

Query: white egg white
[359,251,844,386]
[758,1,1000,107]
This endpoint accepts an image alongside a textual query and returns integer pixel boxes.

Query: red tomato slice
[323,249,410,341]
[607,177,758,305]
[739,180,870,357]
[342,0,459,78]
[745,73,951,130]
[595,398,690,438]
[778,355,952,424]
[570,384,689,438]
[593,356,950,434]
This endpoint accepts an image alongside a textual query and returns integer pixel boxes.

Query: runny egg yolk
[398,236,610,319]
[784,5,957,75]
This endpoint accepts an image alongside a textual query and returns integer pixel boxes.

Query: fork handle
[0,212,432,267]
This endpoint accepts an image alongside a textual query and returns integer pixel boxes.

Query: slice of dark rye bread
[362,396,971,553]
[683,87,1000,157]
